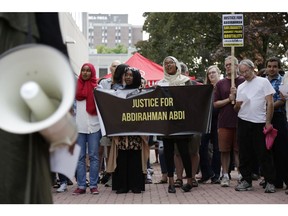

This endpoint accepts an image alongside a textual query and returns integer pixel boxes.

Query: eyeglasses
[239,69,252,75]
[208,71,217,75]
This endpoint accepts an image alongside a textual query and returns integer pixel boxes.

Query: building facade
[86,13,143,50]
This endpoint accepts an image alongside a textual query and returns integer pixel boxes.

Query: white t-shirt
[75,100,101,133]
[282,72,288,121]
[236,76,275,123]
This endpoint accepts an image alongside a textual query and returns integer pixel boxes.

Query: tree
[136,12,288,78]
[96,44,128,54]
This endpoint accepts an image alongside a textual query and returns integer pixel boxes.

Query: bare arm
[233,101,243,113]
[214,86,236,108]
[265,94,274,129]
[214,97,231,108]
[274,99,285,110]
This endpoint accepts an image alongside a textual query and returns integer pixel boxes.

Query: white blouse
[75,100,100,134]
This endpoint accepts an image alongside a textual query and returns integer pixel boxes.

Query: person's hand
[264,123,273,131]
[230,86,237,95]
[234,101,243,112]
[68,141,76,155]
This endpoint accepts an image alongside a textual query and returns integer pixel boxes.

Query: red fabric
[101,53,164,87]
[263,125,278,150]
[76,63,97,115]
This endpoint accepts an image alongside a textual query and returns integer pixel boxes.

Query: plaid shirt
[268,74,285,113]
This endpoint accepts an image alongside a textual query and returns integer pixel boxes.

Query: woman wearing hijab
[157,56,197,193]
[73,63,102,195]
[107,66,150,194]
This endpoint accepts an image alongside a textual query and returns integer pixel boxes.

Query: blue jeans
[76,130,102,189]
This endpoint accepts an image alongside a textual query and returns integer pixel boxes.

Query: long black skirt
[112,149,145,192]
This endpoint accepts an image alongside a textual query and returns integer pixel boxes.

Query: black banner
[94,85,213,136]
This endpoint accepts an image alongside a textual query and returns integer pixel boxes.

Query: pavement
[52,150,288,206]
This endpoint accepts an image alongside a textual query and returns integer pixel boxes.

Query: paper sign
[50,144,80,181]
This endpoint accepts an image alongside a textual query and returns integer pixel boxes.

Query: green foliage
[136,12,288,78]
[96,44,128,54]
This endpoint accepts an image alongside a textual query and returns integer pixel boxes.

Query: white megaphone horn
[0,44,78,151]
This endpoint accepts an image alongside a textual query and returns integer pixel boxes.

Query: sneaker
[56,183,67,193]
[259,179,266,188]
[235,180,253,191]
[145,171,153,184]
[90,187,99,195]
[105,178,112,187]
[53,179,60,188]
[264,183,276,193]
[86,179,90,187]
[147,168,154,175]
[72,188,86,195]
[238,174,243,184]
[220,176,230,187]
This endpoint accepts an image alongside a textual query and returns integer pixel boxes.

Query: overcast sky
[6,0,284,14]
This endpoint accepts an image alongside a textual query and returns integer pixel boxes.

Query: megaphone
[0,44,77,151]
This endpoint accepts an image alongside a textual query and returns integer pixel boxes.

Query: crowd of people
[52,54,288,198]
[2,13,287,206]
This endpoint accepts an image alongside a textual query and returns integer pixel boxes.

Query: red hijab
[76,63,97,115]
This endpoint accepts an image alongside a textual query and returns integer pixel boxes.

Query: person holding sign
[107,66,150,194]
[213,56,245,187]
[157,56,199,193]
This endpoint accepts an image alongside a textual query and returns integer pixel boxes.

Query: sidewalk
[53,150,288,204]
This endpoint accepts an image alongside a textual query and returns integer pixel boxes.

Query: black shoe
[181,183,192,192]
[100,173,111,184]
[168,185,176,193]
[116,189,128,194]
[198,174,215,184]
[132,189,141,194]
[67,179,74,186]
[211,176,221,184]
[251,173,260,181]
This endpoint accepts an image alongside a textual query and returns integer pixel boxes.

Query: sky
[3,0,285,25]
[4,0,285,14]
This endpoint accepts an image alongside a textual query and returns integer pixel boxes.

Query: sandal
[154,179,168,184]
[192,178,198,187]
[181,183,192,192]
[174,179,183,188]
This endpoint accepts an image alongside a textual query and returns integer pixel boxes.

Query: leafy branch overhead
[135,12,288,79]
